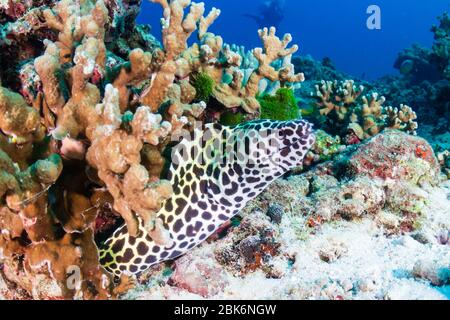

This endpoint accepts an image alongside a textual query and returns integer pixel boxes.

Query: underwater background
[138,0,450,80]
[0,0,448,300]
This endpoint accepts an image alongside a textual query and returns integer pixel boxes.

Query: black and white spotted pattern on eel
[99,119,315,276]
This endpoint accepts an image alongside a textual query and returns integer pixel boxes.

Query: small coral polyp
[0,0,306,299]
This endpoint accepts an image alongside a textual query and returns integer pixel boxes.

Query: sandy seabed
[120,180,450,301]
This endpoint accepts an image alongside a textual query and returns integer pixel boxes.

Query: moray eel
[99,119,315,276]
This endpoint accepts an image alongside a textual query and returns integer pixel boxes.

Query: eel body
[100,119,315,276]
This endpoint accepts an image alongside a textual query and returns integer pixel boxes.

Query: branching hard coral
[247,27,304,95]
[349,92,386,139]
[0,150,62,243]
[41,0,108,64]
[349,96,418,141]
[113,48,154,111]
[25,230,111,299]
[214,26,304,114]
[34,41,66,117]
[139,1,304,117]
[0,0,169,299]
[383,104,418,135]
[152,0,209,59]
[138,0,215,110]
[314,80,364,119]
[310,80,419,143]
[86,85,174,243]
[34,1,110,140]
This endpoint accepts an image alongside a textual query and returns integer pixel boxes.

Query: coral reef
[292,55,351,82]
[393,44,440,83]
[299,130,440,223]
[431,12,450,80]
[307,80,418,144]
[0,0,306,299]
[0,0,447,301]
[373,13,450,129]
[121,130,449,300]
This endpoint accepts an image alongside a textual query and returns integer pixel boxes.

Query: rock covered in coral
[169,250,229,298]
[300,131,440,223]
[214,209,286,278]
[344,130,439,184]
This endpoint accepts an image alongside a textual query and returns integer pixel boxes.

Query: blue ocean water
[137,0,450,80]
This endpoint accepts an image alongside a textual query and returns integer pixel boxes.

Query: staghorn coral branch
[113,48,154,111]
[153,0,205,59]
[86,85,175,244]
[34,41,66,116]
[140,59,177,111]
[199,7,221,39]
[313,79,419,141]
[245,27,304,99]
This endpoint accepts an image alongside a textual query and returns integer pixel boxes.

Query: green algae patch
[219,111,247,126]
[191,72,215,102]
[259,88,301,121]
